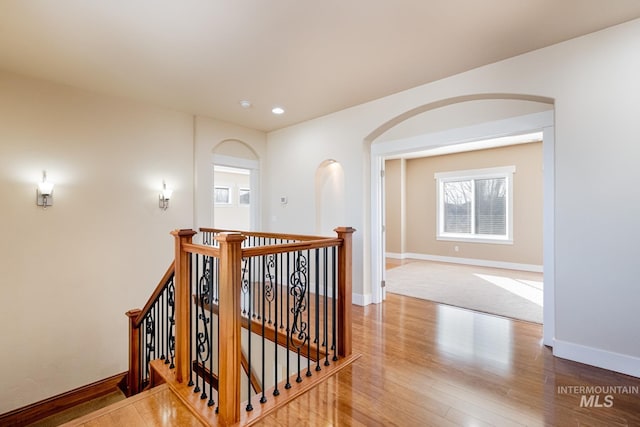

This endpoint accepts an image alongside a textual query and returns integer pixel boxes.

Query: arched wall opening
[365,93,555,346]
[211,139,260,230]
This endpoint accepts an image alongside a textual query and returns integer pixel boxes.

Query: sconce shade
[161,187,173,200]
[38,180,54,196]
[37,171,54,208]
[159,181,172,210]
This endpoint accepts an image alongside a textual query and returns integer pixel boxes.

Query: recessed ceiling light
[239,100,252,109]
[271,106,285,115]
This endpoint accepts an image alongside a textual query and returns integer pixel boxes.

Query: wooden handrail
[182,242,220,257]
[241,238,342,257]
[133,261,175,327]
[200,227,334,242]
[187,236,342,258]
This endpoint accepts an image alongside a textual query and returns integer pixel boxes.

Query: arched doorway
[212,139,260,230]
[366,94,556,346]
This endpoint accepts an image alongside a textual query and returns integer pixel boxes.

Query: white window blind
[436,166,514,243]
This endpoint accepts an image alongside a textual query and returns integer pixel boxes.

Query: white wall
[213,170,250,230]
[266,19,640,376]
[0,71,194,412]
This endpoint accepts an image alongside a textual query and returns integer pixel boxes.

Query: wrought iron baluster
[285,252,291,390]
[145,310,155,384]
[289,250,308,383]
[246,257,254,412]
[306,249,312,378]
[208,255,215,407]
[265,254,275,325]
[315,249,321,372]
[273,252,280,397]
[260,256,267,404]
[188,254,194,387]
[196,254,212,400]
[241,257,248,316]
[279,251,284,330]
[324,247,330,367]
[332,247,337,361]
[167,277,176,368]
[193,254,200,393]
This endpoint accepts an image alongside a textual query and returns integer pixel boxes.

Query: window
[214,186,231,204]
[435,166,515,243]
[239,188,250,205]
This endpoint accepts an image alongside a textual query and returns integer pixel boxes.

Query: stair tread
[58,384,204,427]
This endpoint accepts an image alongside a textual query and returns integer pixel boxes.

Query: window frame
[238,188,250,206]
[213,185,232,205]
[435,166,515,244]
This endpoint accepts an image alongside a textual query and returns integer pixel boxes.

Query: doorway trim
[370,109,555,347]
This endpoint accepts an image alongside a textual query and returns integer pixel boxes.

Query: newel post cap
[215,231,246,244]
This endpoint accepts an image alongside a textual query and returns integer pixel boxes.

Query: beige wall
[384,159,403,254]
[397,142,543,266]
[0,70,194,413]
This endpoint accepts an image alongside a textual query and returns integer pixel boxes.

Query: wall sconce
[159,181,173,210]
[36,171,54,208]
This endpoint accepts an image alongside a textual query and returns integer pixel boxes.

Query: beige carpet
[385,260,543,323]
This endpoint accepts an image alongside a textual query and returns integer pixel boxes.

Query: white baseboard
[553,339,640,378]
[385,252,404,259]
[352,293,371,306]
[388,252,543,273]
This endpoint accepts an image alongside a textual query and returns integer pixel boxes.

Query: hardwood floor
[258,293,640,426]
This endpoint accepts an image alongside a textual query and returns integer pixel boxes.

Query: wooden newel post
[335,226,355,358]
[172,229,197,384]
[216,232,245,425]
[125,309,142,396]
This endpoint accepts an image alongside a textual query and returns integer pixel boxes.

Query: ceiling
[2,1,640,132]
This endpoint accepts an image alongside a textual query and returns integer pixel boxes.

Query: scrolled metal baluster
[167,277,176,368]
[144,310,155,385]
[196,255,212,400]
[289,251,308,383]
[264,254,276,325]
[241,257,250,316]
[260,256,267,404]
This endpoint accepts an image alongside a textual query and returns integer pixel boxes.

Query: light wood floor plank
[259,293,640,426]
[61,284,640,426]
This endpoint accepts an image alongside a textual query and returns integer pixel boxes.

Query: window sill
[436,236,513,245]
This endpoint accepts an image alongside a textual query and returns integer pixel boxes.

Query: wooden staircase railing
[126,227,356,426]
